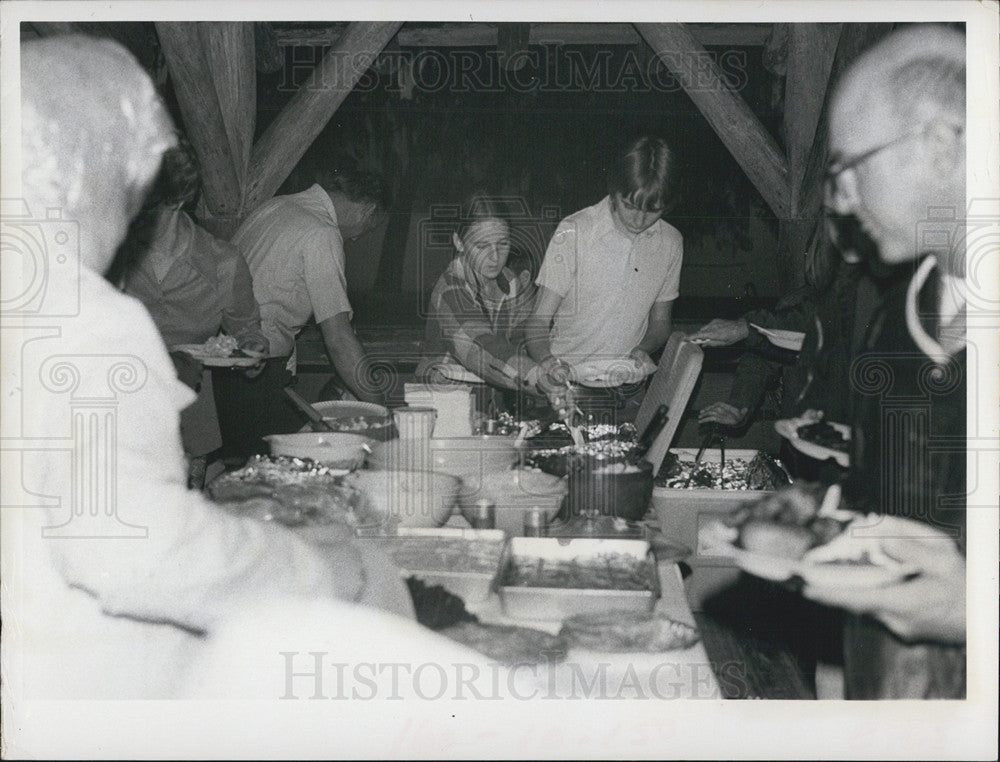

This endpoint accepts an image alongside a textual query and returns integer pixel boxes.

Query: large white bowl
[264,432,375,470]
[346,470,459,528]
[368,436,522,488]
[457,468,567,535]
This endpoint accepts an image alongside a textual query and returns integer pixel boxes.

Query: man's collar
[597,195,659,244]
[306,183,339,225]
[906,255,966,363]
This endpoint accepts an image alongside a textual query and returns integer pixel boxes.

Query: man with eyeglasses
[525,136,682,422]
[798,24,968,699]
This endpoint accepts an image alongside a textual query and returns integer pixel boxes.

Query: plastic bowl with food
[369,436,522,486]
[312,400,396,441]
[346,469,460,527]
[264,432,375,471]
[457,468,568,534]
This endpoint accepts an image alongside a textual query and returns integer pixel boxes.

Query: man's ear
[452,231,464,253]
[926,118,964,175]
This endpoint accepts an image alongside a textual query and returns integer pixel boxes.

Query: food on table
[655,451,790,490]
[524,420,637,451]
[796,420,850,452]
[201,334,240,357]
[742,451,793,490]
[386,536,505,575]
[439,622,568,665]
[207,454,383,527]
[738,520,816,560]
[322,415,390,433]
[404,577,479,630]
[724,484,851,560]
[502,552,656,592]
[560,610,701,652]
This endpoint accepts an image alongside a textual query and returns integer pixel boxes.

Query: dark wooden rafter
[777,23,842,286]
[636,22,790,219]
[156,22,256,219]
[783,24,842,217]
[242,21,403,213]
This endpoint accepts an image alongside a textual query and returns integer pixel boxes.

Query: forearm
[48,475,350,632]
[319,313,382,404]
[635,301,674,355]
[636,318,672,354]
[523,319,556,364]
[450,336,526,390]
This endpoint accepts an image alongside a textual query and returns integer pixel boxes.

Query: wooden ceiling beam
[783,23,842,216]
[243,21,403,213]
[156,22,256,221]
[636,22,790,219]
[271,22,773,49]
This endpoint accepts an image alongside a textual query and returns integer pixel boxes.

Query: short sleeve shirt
[233,185,353,359]
[535,196,683,368]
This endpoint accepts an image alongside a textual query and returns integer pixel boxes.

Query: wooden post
[156,22,256,229]
[636,22,790,220]
[779,23,842,287]
[784,24,841,215]
[242,22,403,213]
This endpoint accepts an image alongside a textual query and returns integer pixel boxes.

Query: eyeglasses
[824,123,964,203]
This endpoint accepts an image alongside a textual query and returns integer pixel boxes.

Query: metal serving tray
[498,537,660,620]
[360,526,507,603]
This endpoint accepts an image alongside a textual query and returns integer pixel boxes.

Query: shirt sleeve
[428,277,525,388]
[303,228,353,324]
[653,229,683,303]
[727,353,782,413]
[32,301,364,633]
[216,239,267,348]
[535,220,578,298]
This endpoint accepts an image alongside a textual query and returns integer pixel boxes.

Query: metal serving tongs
[685,423,720,487]
[562,380,586,447]
[284,387,336,432]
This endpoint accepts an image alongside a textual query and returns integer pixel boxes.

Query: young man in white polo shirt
[526,136,683,422]
[215,170,386,458]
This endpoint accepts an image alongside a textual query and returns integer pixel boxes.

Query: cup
[392,406,436,471]
[393,406,437,440]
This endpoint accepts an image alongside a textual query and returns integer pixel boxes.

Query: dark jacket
[842,258,966,700]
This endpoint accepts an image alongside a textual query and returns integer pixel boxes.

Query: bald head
[834,25,965,135]
[827,25,966,271]
[21,35,176,271]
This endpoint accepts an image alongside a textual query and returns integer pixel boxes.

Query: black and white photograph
[1,1,997,758]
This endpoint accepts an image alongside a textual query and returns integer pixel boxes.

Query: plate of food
[774,411,851,467]
[698,485,918,588]
[172,336,265,367]
[749,323,806,352]
[435,363,486,384]
[574,357,656,388]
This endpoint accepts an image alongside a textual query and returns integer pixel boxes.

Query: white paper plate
[435,364,486,384]
[699,520,917,588]
[172,344,264,367]
[749,323,806,351]
[774,416,851,467]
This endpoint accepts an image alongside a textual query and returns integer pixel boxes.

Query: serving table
[462,559,722,700]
